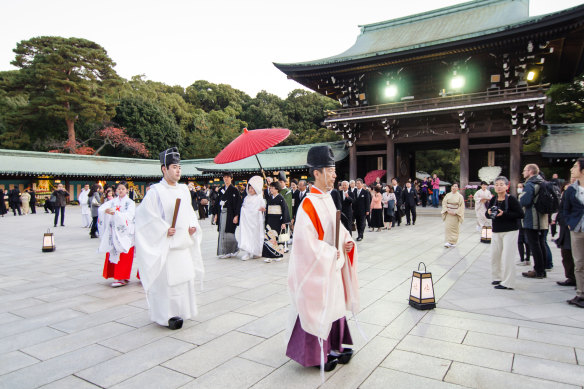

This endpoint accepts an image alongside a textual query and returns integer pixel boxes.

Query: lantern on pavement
[481,226,492,243]
[42,228,55,252]
[409,262,436,310]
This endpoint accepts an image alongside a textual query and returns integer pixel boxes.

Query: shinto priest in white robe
[78,188,91,227]
[134,178,204,326]
[287,185,360,365]
[236,175,265,257]
[97,195,135,262]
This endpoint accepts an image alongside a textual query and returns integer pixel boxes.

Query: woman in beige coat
[442,183,465,247]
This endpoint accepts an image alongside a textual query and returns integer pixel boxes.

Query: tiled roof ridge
[360,0,507,32]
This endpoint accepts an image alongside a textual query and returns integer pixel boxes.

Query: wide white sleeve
[134,189,171,291]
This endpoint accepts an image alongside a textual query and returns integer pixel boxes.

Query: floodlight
[385,84,398,98]
[527,71,536,81]
[450,76,465,90]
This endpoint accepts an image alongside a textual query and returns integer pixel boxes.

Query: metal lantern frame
[42,228,55,252]
[409,262,436,310]
[481,226,492,243]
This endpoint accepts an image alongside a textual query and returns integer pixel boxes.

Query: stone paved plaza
[0,206,583,388]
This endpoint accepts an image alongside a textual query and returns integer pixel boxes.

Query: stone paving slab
[1,206,584,388]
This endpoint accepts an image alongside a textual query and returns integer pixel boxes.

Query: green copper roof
[274,0,582,69]
[194,141,349,173]
[541,124,584,158]
[0,149,179,178]
[0,141,349,177]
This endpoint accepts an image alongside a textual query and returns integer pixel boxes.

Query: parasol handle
[254,154,267,181]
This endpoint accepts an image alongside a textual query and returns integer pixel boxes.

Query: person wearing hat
[134,147,204,330]
[214,171,242,258]
[286,145,360,373]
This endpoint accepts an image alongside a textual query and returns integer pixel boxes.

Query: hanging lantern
[481,226,492,243]
[409,262,435,310]
[42,228,55,252]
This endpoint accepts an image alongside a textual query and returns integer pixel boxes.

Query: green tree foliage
[0,37,342,158]
[112,97,181,156]
[10,37,121,150]
[545,73,584,123]
[416,149,460,184]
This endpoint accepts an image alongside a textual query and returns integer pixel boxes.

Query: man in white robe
[134,147,204,330]
[78,184,91,228]
[287,145,360,373]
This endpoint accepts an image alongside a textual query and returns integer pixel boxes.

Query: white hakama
[135,179,204,326]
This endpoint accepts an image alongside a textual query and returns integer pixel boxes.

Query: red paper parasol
[364,169,387,186]
[214,127,290,176]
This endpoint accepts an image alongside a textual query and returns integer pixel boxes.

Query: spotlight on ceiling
[526,70,536,81]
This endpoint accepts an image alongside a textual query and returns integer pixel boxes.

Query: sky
[1,0,582,98]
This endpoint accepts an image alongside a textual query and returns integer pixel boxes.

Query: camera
[489,206,499,219]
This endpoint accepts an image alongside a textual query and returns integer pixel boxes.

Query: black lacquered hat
[306,145,335,168]
[160,147,180,167]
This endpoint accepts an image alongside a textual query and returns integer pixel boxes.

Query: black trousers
[404,205,416,224]
[341,217,353,237]
[10,202,21,216]
[54,206,65,226]
[524,229,547,276]
[90,216,98,236]
[517,228,530,261]
[355,213,366,238]
[561,248,575,281]
[392,209,402,227]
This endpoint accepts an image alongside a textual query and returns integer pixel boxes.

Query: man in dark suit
[340,180,355,235]
[352,178,370,241]
[292,180,308,222]
[391,178,403,227]
[401,181,419,225]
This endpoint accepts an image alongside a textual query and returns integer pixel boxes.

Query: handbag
[50,195,57,203]
[278,226,290,243]
[200,198,209,206]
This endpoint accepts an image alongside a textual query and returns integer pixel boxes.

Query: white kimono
[288,186,360,340]
[236,176,265,257]
[97,196,135,263]
[474,188,492,229]
[134,179,204,326]
[78,189,91,227]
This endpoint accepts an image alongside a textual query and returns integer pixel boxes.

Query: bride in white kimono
[236,175,265,260]
[474,181,493,230]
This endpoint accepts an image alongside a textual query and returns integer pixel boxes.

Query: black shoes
[522,270,546,279]
[567,297,584,308]
[337,349,353,364]
[494,285,513,290]
[356,237,363,241]
[168,316,183,330]
[315,350,353,372]
[557,279,576,287]
[491,281,501,285]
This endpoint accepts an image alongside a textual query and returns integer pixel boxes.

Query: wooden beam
[468,143,510,150]
[356,150,387,156]
[386,136,395,180]
[460,132,469,190]
[510,134,522,196]
[349,144,357,180]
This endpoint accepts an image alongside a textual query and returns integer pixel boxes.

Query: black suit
[401,187,418,225]
[392,186,403,226]
[330,189,342,211]
[353,188,370,239]
[340,189,355,235]
[292,190,308,220]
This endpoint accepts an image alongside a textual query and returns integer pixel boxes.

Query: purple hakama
[286,316,353,367]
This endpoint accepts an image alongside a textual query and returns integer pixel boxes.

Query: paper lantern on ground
[481,226,492,243]
[409,262,436,310]
[42,229,55,252]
